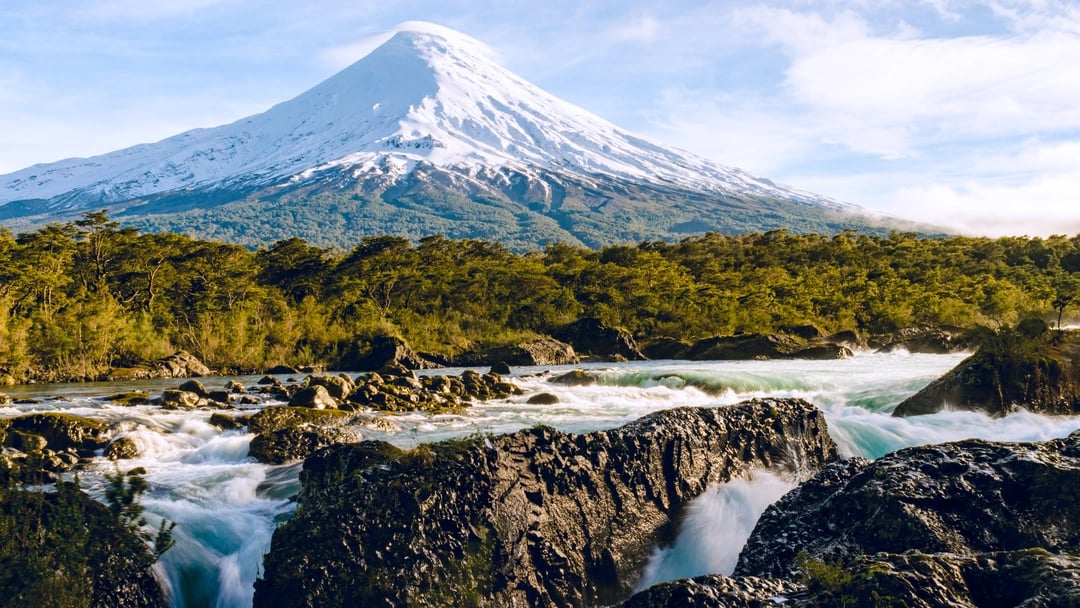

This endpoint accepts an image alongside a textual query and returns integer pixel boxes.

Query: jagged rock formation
[254,398,837,607]
[0,481,168,607]
[734,430,1080,580]
[682,333,852,361]
[622,549,1080,608]
[552,318,645,361]
[894,328,1080,417]
[618,574,799,607]
[336,335,438,371]
[453,337,579,366]
[108,350,211,380]
[872,326,969,354]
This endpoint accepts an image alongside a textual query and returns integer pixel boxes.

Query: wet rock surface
[553,317,645,361]
[454,337,579,366]
[735,431,1080,580]
[683,333,852,361]
[617,574,799,608]
[108,350,212,380]
[894,328,1080,417]
[254,398,837,608]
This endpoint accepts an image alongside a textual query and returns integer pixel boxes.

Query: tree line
[0,211,1077,381]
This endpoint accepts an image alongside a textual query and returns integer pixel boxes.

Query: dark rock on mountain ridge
[254,398,838,607]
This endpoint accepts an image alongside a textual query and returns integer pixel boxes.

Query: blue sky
[2,0,1079,236]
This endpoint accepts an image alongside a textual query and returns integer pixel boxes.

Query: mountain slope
[0,22,916,249]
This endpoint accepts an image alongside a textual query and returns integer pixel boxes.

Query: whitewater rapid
[4,350,1079,607]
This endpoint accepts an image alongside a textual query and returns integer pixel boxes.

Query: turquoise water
[4,351,1079,606]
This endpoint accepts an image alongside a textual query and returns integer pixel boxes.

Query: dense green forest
[0,212,1077,381]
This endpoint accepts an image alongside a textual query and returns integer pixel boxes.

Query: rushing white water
[4,350,1080,606]
[634,472,795,590]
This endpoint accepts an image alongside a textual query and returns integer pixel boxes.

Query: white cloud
[604,15,661,44]
[890,174,1080,237]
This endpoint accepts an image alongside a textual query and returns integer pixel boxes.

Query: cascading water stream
[4,351,1079,606]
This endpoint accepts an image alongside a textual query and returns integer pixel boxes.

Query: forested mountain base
[0,212,1077,382]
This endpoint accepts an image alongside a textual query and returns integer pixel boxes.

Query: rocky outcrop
[249,426,362,465]
[0,482,168,607]
[684,334,852,361]
[288,385,339,409]
[254,398,837,608]
[345,368,521,412]
[108,350,211,380]
[735,430,1080,580]
[641,337,692,360]
[455,337,579,366]
[873,326,969,354]
[553,318,645,361]
[618,575,798,608]
[895,329,1080,417]
[623,549,1080,608]
[336,335,437,371]
[244,406,363,464]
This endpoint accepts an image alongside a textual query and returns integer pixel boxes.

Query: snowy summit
[0,22,896,249]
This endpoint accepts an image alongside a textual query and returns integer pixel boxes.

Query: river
[3,350,1079,607]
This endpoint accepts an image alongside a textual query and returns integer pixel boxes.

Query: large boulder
[249,426,363,465]
[622,549,1080,608]
[456,337,579,367]
[552,318,646,361]
[254,398,837,607]
[8,413,109,456]
[684,334,852,361]
[288,385,339,410]
[735,430,1080,580]
[336,335,437,371]
[245,406,360,464]
[873,326,969,354]
[0,482,168,607]
[641,337,692,360]
[894,328,1080,417]
[618,575,798,608]
[109,350,211,380]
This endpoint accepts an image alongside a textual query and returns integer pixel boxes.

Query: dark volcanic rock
[626,549,1080,608]
[832,549,1080,608]
[8,412,109,456]
[288,385,338,409]
[553,317,645,361]
[0,482,168,607]
[254,398,837,608]
[109,350,211,380]
[549,369,596,386]
[105,436,140,460]
[894,330,1080,417]
[874,326,969,354]
[735,430,1080,580]
[245,406,359,464]
[618,574,798,608]
[684,333,851,361]
[337,335,437,371]
[455,337,579,366]
[526,392,560,405]
[249,426,363,465]
[641,337,692,360]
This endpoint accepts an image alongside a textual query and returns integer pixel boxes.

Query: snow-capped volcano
[0,22,892,248]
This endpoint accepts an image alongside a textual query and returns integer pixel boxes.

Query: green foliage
[0,468,172,608]
[103,467,177,559]
[0,212,1077,380]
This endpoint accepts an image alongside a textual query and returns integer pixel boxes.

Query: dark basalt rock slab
[254,398,838,608]
[735,430,1080,580]
[894,329,1080,417]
